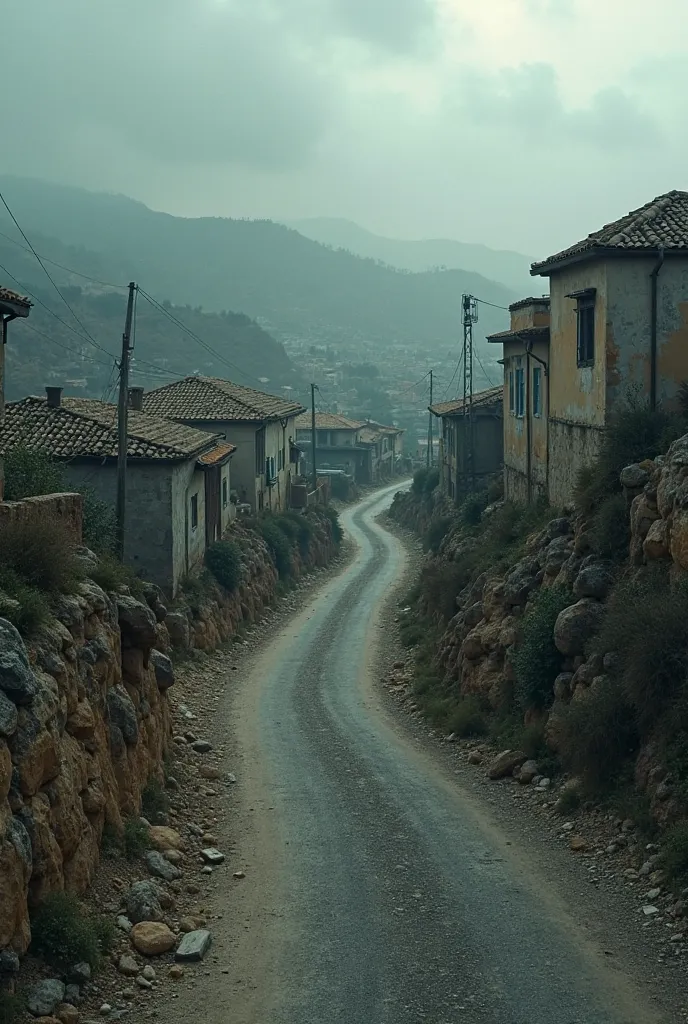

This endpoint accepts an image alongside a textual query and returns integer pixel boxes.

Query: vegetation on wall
[513,586,573,712]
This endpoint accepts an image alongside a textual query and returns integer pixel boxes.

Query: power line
[0,189,113,356]
[16,319,115,370]
[0,226,127,291]
[475,349,498,388]
[440,348,464,401]
[474,296,510,311]
[137,288,269,387]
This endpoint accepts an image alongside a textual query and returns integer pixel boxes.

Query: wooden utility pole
[116,282,137,560]
[426,369,434,468]
[310,383,318,492]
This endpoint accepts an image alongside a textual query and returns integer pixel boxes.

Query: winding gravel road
[189,484,669,1024]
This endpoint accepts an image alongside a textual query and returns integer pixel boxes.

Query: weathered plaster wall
[0,493,83,543]
[546,261,609,505]
[502,340,549,503]
[65,463,175,591]
[605,257,688,410]
[510,299,550,332]
[170,461,206,592]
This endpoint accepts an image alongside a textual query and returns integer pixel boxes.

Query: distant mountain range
[0,177,517,363]
[286,217,534,293]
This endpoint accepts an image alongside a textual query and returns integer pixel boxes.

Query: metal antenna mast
[461,294,479,493]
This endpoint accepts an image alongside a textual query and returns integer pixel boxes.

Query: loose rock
[130,921,177,956]
[28,980,67,1018]
[175,929,213,962]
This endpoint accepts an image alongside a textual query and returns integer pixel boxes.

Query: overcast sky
[1,0,686,255]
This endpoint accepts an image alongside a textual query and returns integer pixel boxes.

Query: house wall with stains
[440,409,503,501]
[605,257,688,410]
[502,338,549,503]
[546,261,609,505]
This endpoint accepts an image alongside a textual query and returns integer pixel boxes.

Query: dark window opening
[576,296,595,367]
[222,478,228,508]
[255,428,266,474]
[532,367,542,416]
[190,493,198,530]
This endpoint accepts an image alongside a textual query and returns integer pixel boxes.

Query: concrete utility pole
[426,369,433,468]
[116,282,137,560]
[462,295,479,493]
[310,383,317,492]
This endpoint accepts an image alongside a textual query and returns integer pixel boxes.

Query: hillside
[0,232,302,404]
[287,216,533,293]
[0,177,516,361]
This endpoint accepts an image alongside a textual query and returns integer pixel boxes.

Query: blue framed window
[532,366,542,417]
[508,370,515,414]
[515,365,525,418]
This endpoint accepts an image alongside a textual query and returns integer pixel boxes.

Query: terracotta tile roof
[359,427,381,444]
[294,412,364,431]
[364,420,404,435]
[0,396,223,461]
[532,190,688,274]
[0,286,31,312]
[430,385,503,418]
[486,325,550,344]
[197,442,236,465]
[143,376,305,423]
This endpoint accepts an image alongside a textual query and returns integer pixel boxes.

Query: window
[255,427,266,474]
[508,369,515,414]
[575,291,596,367]
[222,478,228,508]
[277,448,283,473]
[266,456,276,482]
[515,362,525,418]
[317,430,329,446]
[532,366,542,417]
[190,493,198,531]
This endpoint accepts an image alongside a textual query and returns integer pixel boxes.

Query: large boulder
[165,612,190,650]
[487,750,527,780]
[0,691,18,738]
[116,595,158,653]
[126,880,165,924]
[644,518,670,561]
[130,921,176,956]
[0,619,38,706]
[150,650,174,691]
[620,463,650,490]
[27,979,66,1017]
[503,559,538,607]
[572,564,612,601]
[554,599,605,656]
[106,686,139,747]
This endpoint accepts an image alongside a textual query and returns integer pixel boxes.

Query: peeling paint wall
[502,338,549,503]
[440,410,503,501]
[171,461,207,592]
[546,261,608,505]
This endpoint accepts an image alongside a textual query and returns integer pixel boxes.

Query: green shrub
[662,822,688,887]
[30,892,114,970]
[0,991,23,1024]
[590,492,630,561]
[284,511,315,555]
[2,446,64,500]
[411,468,429,495]
[254,518,293,576]
[89,554,143,596]
[141,777,169,823]
[576,401,683,515]
[0,517,82,594]
[423,468,440,495]
[556,786,582,815]
[320,505,343,544]
[425,516,452,553]
[460,491,488,527]
[0,567,50,635]
[421,561,470,622]
[399,618,426,648]
[513,586,572,712]
[100,821,122,858]
[81,489,117,554]
[558,679,637,793]
[123,817,150,860]
[205,540,242,592]
[594,569,688,734]
[445,697,488,737]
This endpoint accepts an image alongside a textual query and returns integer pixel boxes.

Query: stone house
[491,190,688,505]
[0,286,31,500]
[487,298,550,502]
[430,387,504,501]
[143,376,304,512]
[295,412,374,483]
[360,421,405,481]
[0,389,235,595]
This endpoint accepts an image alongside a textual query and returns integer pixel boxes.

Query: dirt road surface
[170,483,671,1024]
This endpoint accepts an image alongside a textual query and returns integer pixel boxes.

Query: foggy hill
[0,177,516,361]
[0,232,302,404]
[286,217,533,293]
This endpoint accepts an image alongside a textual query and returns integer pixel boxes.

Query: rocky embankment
[0,507,341,1006]
[390,436,688,827]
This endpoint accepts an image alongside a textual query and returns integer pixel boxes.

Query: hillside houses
[434,190,688,508]
[142,376,305,512]
[0,389,235,595]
